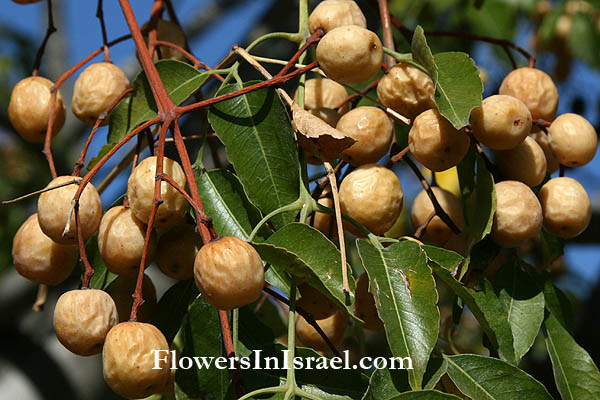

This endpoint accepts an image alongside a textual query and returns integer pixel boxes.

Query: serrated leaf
[457,146,477,200]
[543,312,600,400]
[467,155,495,250]
[422,245,464,275]
[543,281,574,333]
[389,391,463,399]
[362,368,409,400]
[252,223,354,315]
[445,354,552,399]
[86,142,114,170]
[356,240,439,390]
[411,26,438,83]
[151,279,197,343]
[494,259,544,361]
[423,357,448,390]
[208,82,300,228]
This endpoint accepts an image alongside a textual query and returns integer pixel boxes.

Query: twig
[377,0,395,67]
[96,0,111,62]
[32,284,48,312]
[1,179,80,206]
[414,211,436,239]
[390,146,410,164]
[32,0,57,76]
[324,162,349,294]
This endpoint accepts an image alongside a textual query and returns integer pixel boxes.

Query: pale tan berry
[336,106,393,165]
[499,67,559,121]
[316,25,383,84]
[106,274,157,323]
[354,273,383,331]
[53,289,118,356]
[376,63,435,120]
[296,310,347,352]
[97,205,157,276]
[470,95,532,150]
[548,113,598,167]
[142,19,187,62]
[309,108,341,127]
[308,0,366,34]
[312,197,334,237]
[37,176,102,245]
[12,214,78,285]
[103,322,170,399]
[494,136,547,187]
[411,187,464,246]
[127,156,188,228]
[530,131,560,173]
[156,224,202,280]
[296,283,338,320]
[539,177,592,238]
[8,76,66,142]
[71,62,130,125]
[295,78,349,113]
[194,236,264,310]
[339,164,403,236]
[491,181,543,248]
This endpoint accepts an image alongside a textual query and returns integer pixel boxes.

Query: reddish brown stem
[43,90,58,179]
[274,30,323,78]
[335,78,381,110]
[414,211,436,239]
[377,0,395,67]
[32,0,56,76]
[390,145,410,164]
[96,0,111,62]
[153,40,220,79]
[146,0,164,59]
[79,198,95,288]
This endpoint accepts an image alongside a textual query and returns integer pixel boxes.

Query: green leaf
[423,357,448,390]
[176,297,231,400]
[151,280,197,343]
[83,234,119,290]
[86,142,113,170]
[457,146,477,200]
[540,230,565,268]
[467,155,495,250]
[543,281,574,332]
[208,82,300,228]
[494,259,544,361]
[388,391,462,399]
[356,239,439,390]
[431,265,516,364]
[446,354,552,399]
[422,245,464,274]
[362,368,409,400]
[252,223,354,315]
[411,26,438,83]
[543,312,600,400]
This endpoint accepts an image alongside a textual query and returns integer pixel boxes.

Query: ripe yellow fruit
[339,164,403,236]
[411,187,464,246]
[71,62,130,125]
[296,78,349,114]
[53,289,118,356]
[103,322,170,399]
[539,177,592,238]
[354,273,383,331]
[127,156,188,228]
[156,224,202,280]
[409,109,470,172]
[470,95,532,150]
[142,19,188,62]
[37,176,102,245]
[106,274,157,323]
[494,136,547,187]
[8,76,66,142]
[193,236,264,310]
[296,310,347,352]
[97,205,157,276]
[530,131,560,174]
[12,214,78,285]
[316,25,383,84]
[336,106,393,165]
[548,113,597,167]
[296,283,338,320]
[499,67,558,122]
[376,63,435,120]
[312,197,334,237]
[491,181,543,248]
[308,0,366,34]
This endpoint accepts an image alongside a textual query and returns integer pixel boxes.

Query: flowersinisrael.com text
[152,350,413,371]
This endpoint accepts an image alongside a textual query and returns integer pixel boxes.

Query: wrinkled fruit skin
[53,289,118,356]
[12,214,78,285]
[548,113,597,167]
[339,164,403,236]
[409,109,470,172]
[493,136,547,187]
[8,76,66,142]
[336,106,393,165]
[103,322,170,399]
[296,283,338,320]
[316,25,383,84]
[127,156,188,228]
[308,0,366,34]
[296,311,347,352]
[194,236,264,310]
[142,19,188,62]
[156,224,202,280]
[376,63,435,120]
[530,131,560,173]
[72,62,130,126]
[539,177,592,238]
[97,205,157,276]
[499,67,558,121]
[296,78,349,114]
[37,176,102,245]
[491,181,543,248]
[411,187,464,246]
[106,274,157,323]
[354,273,383,331]
[470,95,532,150]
